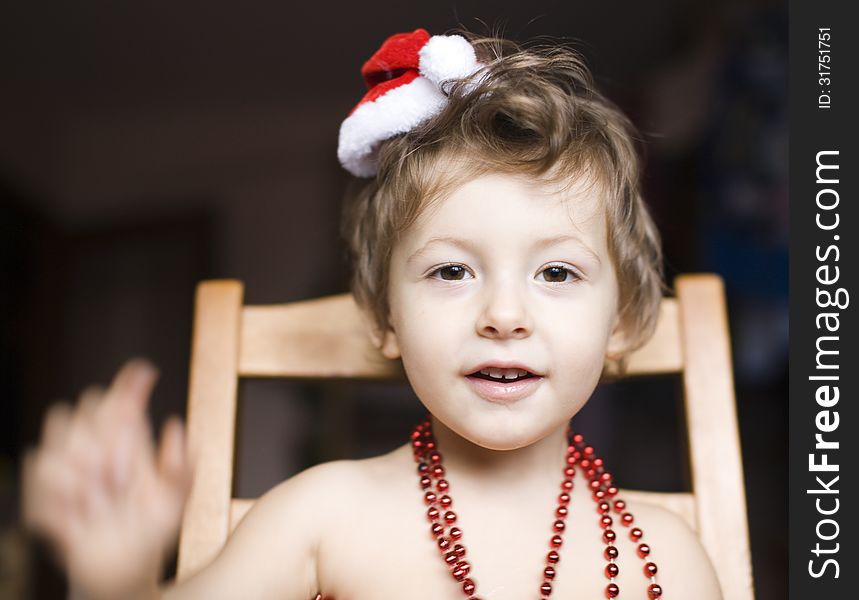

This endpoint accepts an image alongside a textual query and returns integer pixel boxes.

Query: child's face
[381,172,625,450]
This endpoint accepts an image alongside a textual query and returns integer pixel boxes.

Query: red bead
[437,479,449,491]
[411,429,422,440]
[593,490,607,501]
[452,560,471,581]
[647,583,663,598]
[613,500,626,513]
[556,506,568,519]
[600,515,613,528]
[444,551,458,565]
[544,566,557,580]
[427,507,440,521]
[540,582,552,596]
[630,527,643,541]
[417,462,428,474]
[621,512,634,526]
[547,550,560,563]
[550,535,563,548]
[564,466,575,477]
[425,440,436,451]
[420,476,432,489]
[558,493,571,505]
[561,479,573,491]
[602,529,616,544]
[454,544,466,558]
[586,468,597,479]
[440,495,453,508]
[450,527,463,540]
[597,501,610,514]
[431,523,444,537]
[444,510,457,524]
[431,465,445,478]
[580,458,591,469]
[462,579,476,595]
[605,582,620,598]
[589,479,602,491]
[593,457,604,468]
[606,486,618,497]
[566,455,577,466]
[644,562,658,576]
[429,451,442,463]
[605,562,619,578]
[583,445,595,456]
[637,543,651,558]
[438,537,451,551]
[573,433,584,444]
[413,439,424,450]
[604,545,618,560]
[424,491,437,504]
[553,519,565,532]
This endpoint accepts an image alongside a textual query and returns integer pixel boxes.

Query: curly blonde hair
[341,33,665,359]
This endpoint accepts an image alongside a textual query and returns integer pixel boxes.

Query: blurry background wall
[1,0,786,598]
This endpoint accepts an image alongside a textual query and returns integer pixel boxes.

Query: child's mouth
[465,368,543,403]
[468,367,535,383]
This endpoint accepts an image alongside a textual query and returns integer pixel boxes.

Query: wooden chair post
[676,274,754,600]
[176,280,244,580]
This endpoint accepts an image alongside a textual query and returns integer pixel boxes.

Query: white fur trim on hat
[338,76,446,177]
[418,35,479,86]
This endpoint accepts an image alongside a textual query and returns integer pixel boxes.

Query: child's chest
[314,483,660,600]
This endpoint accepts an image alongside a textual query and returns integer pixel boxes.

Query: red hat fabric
[338,29,480,177]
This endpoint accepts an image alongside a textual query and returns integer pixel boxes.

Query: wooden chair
[175,273,754,599]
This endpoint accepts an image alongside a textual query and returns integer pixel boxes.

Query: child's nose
[475,287,533,340]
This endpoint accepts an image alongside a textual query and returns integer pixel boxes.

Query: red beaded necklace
[410,417,664,600]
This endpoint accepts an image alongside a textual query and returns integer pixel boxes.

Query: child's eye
[539,265,581,283]
[430,264,472,281]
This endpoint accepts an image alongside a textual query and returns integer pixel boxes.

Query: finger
[41,402,73,451]
[104,358,160,422]
[76,385,106,424]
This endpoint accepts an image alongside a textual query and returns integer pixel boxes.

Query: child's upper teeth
[479,367,529,379]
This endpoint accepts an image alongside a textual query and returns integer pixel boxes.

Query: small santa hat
[338,29,481,177]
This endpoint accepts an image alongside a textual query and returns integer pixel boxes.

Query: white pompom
[418,35,479,86]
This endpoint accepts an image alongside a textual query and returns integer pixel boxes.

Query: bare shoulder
[167,457,392,600]
[624,500,724,600]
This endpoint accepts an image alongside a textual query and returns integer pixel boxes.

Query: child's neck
[429,415,570,497]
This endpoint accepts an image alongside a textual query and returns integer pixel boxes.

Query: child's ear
[366,318,401,360]
[380,327,401,360]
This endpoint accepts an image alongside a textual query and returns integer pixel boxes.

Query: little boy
[22,30,723,599]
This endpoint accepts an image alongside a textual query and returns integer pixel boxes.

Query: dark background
[1,1,786,598]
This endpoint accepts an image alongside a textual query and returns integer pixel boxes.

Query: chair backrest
[175,273,754,600]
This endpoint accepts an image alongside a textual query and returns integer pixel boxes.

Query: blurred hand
[21,359,194,600]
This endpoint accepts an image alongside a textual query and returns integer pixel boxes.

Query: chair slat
[677,275,754,600]
[177,280,244,580]
[239,294,400,379]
